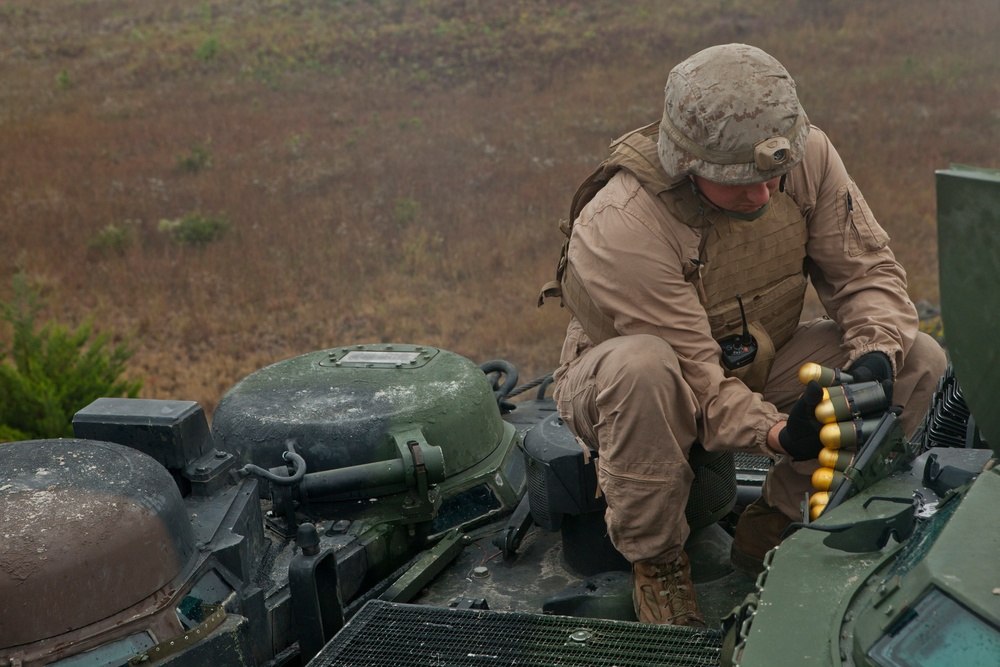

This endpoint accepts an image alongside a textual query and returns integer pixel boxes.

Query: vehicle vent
[686,451,737,529]
[308,600,722,667]
[734,451,771,474]
[921,364,982,450]
[734,451,771,486]
[524,452,554,528]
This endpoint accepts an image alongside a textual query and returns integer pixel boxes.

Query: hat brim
[658,118,811,186]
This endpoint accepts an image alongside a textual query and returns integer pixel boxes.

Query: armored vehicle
[2,164,998,666]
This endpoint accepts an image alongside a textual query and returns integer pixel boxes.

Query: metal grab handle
[238,441,307,486]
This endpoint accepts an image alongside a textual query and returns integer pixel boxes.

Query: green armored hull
[730,166,1000,666]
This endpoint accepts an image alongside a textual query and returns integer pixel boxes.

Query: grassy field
[2,0,998,415]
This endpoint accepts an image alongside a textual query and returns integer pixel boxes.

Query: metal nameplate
[340,351,423,365]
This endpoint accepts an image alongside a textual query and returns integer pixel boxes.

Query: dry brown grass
[2,0,998,415]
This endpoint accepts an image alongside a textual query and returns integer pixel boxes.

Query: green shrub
[0,273,142,442]
[56,68,72,90]
[392,198,420,226]
[177,141,213,173]
[89,222,136,254]
[158,212,230,246]
[195,36,220,63]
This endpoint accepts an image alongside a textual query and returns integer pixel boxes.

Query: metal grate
[733,452,771,490]
[309,600,722,667]
[524,454,553,527]
[686,451,736,529]
[734,452,771,474]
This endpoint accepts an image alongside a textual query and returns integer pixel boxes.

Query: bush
[0,273,142,441]
[392,198,420,226]
[158,212,230,246]
[177,141,213,173]
[195,36,220,63]
[89,222,136,254]
[56,68,72,90]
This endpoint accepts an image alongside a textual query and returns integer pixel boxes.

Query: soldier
[541,43,946,626]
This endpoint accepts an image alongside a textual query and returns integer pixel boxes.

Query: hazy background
[2,0,998,415]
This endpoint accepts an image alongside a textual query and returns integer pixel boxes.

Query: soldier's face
[693,175,781,214]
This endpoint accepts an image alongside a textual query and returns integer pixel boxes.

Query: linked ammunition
[798,363,854,387]
[815,381,889,424]
[812,467,845,492]
[819,418,884,450]
[817,447,854,471]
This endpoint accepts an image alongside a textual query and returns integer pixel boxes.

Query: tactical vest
[539,123,808,391]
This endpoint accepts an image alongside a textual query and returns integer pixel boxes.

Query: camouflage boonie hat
[658,44,810,185]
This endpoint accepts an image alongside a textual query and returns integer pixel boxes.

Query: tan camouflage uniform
[548,44,947,624]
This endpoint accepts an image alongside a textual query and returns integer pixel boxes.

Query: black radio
[717,294,758,370]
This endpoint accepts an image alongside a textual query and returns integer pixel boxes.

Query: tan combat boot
[731,496,793,575]
[632,551,705,626]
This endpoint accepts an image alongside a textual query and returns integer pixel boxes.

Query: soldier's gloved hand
[849,352,894,402]
[778,380,826,461]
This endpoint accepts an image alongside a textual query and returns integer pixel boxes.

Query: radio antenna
[736,294,749,343]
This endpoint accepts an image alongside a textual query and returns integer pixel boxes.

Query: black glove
[778,380,826,461]
[849,352,894,402]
